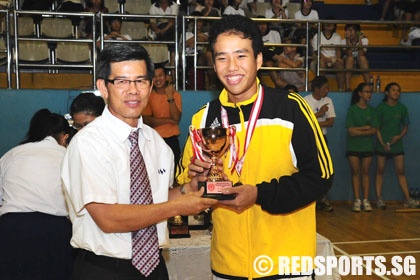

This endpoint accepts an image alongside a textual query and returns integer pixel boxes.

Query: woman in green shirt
[346,83,377,212]
[375,82,419,209]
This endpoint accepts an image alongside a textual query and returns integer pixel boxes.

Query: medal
[233,181,243,187]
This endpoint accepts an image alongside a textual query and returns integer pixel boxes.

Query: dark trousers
[163,135,181,177]
[72,249,169,280]
[0,212,73,280]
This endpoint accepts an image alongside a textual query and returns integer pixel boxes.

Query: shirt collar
[102,106,151,143]
[219,78,261,108]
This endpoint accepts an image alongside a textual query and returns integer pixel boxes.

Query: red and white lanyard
[221,85,264,177]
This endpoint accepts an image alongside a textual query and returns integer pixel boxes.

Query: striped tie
[128,130,160,277]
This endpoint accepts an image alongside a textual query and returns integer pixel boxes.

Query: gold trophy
[190,126,235,200]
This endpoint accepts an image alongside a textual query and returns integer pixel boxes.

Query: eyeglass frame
[106,77,152,89]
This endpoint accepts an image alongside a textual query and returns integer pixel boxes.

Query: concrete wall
[1,89,419,202]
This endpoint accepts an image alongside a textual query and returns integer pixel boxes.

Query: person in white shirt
[342,23,371,92]
[292,0,318,44]
[265,0,289,37]
[0,108,74,280]
[149,0,180,67]
[304,76,335,212]
[223,0,245,16]
[311,20,345,91]
[61,43,217,280]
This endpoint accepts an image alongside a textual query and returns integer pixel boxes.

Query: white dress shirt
[0,136,68,216]
[61,106,174,259]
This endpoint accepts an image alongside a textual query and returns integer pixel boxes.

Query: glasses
[107,78,150,89]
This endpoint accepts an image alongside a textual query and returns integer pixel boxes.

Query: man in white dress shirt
[61,43,217,280]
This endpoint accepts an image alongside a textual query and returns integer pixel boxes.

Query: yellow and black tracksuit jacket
[177,84,333,279]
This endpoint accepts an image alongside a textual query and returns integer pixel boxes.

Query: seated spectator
[401,9,420,46]
[257,17,283,88]
[96,17,132,49]
[223,0,246,16]
[273,38,306,91]
[311,20,345,91]
[56,0,85,27]
[342,23,371,92]
[84,0,109,40]
[265,0,290,38]
[292,0,318,45]
[201,0,222,17]
[183,11,212,89]
[69,92,105,131]
[149,0,179,66]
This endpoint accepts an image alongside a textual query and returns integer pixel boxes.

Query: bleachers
[1,4,420,91]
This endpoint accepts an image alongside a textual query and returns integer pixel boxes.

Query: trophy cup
[190,126,235,200]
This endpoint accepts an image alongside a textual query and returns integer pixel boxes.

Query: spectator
[257,16,283,88]
[292,0,318,45]
[264,0,290,37]
[375,82,419,209]
[304,75,335,212]
[61,43,217,280]
[346,83,377,212]
[143,65,182,177]
[342,23,371,92]
[182,11,216,89]
[69,92,105,131]
[311,20,345,91]
[273,37,306,91]
[96,17,132,49]
[149,0,180,67]
[178,15,333,279]
[223,0,245,16]
[0,109,74,280]
[84,0,109,40]
[400,9,420,46]
[56,0,85,28]
[201,0,222,17]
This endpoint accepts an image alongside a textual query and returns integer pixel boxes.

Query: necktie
[128,130,160,277]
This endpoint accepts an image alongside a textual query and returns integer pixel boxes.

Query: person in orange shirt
[143,65,182,176]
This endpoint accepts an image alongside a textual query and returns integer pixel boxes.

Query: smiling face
[97,60,152,127]
[213,32,262,103]
[386,84,401,101]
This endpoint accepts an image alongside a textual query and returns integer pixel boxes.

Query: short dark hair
[70,92,105,118]
[96,44,155,82]
[344,23,361,33]
[208,15,263,59]
[311,75,328,90]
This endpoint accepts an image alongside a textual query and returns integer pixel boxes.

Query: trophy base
[168,216,190,239]
[198,181,236,200]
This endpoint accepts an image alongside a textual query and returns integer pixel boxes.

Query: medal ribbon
[189,125,207,162]
[221,85,264,177]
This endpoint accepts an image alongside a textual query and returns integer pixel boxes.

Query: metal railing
[2,12,420,90]
[13,10,96,89]
[0,9,11,88]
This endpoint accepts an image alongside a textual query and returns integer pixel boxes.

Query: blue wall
[1,89,418,202]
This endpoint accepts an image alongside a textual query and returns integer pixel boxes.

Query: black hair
[85,0,106,9]
[20,108,72,145]
[284,84,299,93]
[344,23,361,33]
[96,43,155,83]
[208,15,264,60]
[311,75,328,91]
[70,92,105,118]
[350,82,369,105]
[383,82,401,102]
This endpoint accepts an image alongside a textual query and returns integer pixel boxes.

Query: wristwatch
[167,98,175,103]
